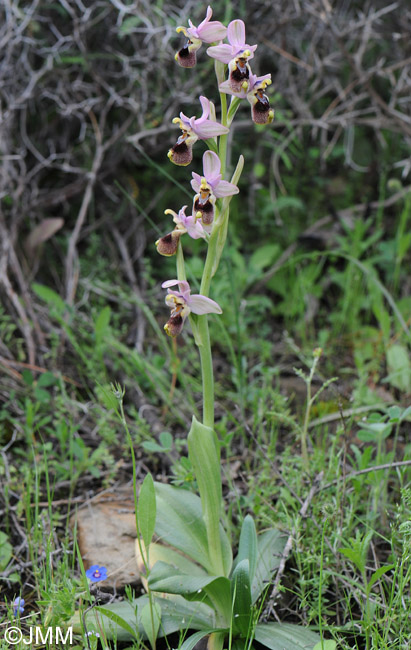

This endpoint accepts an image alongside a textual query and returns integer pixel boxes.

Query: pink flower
[156,206,206,256]
[191,151,239,198]
[175,6,227,68]
[206,20,257,64]
[219,74,274,124]
[219,73,272,99]
[190,151,239,227]
[162,280,222,337]
[179,96,229,139]
[168,97,229,166]
[168,206,207,239]
[246,79,275,125]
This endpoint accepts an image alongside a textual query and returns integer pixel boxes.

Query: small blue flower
[13,597,25,616]
[85,565,108,583]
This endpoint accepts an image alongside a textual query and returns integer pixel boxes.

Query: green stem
[197,315,215,427]
[215,59,228,178]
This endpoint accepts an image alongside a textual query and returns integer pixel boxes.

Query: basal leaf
[154,482,231,576]
[179,629,227,650]
[148,561,231,624]
[70,595,215,640]
[154,482,210,571]
[236,515,258,583]
[231,559,252,637]
[254,622,320,650]
[252,528,286,603]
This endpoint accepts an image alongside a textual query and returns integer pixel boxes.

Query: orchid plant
[74,8,322,650]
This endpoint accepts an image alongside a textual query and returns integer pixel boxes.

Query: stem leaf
[188,416,232,576]
[138,473,156,549]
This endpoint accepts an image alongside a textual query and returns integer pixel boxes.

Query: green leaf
[148,561,232,623]
[253,162,266,178]
[180,630,227,650]
[119,15,143,36]
[386,344,411,392]
[250,245,280,272]
[37,372,57,388]
[71,595,215,640]
[138,473,156,549]
[22,369,34,386]
[142,542,208,578]
[188,416,232,577]
[252,528,286,603]
[272,196,304,212]
[0,531,13,571]
[400,405,411,421]
[34,387,51,402]
[32,283,66,314]
[142,441,166,453]
[231,559,252,637]
[254,622,320,649]
[357,422,391,442]
[313,641,337,650]
[154,482,212,572]
[155,482,231,578]
[159,431,173,449]
[236,515,258,584]
[141,601,161,649]
[367,564,394,594]
[94,306,111,347]
[95,605,138,639]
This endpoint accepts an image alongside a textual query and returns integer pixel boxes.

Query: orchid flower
[162,279,222,337]
[207,20,257,93]
[219,73,274,124]
[175,6,227,68]
[156,206,206,256]
[247,78,275,125]
[220,72,271,99]
[168,96,229,166]
[191,151,239,226]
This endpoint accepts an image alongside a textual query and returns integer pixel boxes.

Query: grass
[3,195,411,647]
[2,169,411,643]
[1,2,411,645]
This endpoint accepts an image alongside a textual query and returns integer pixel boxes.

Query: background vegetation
[0,0,410,648]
